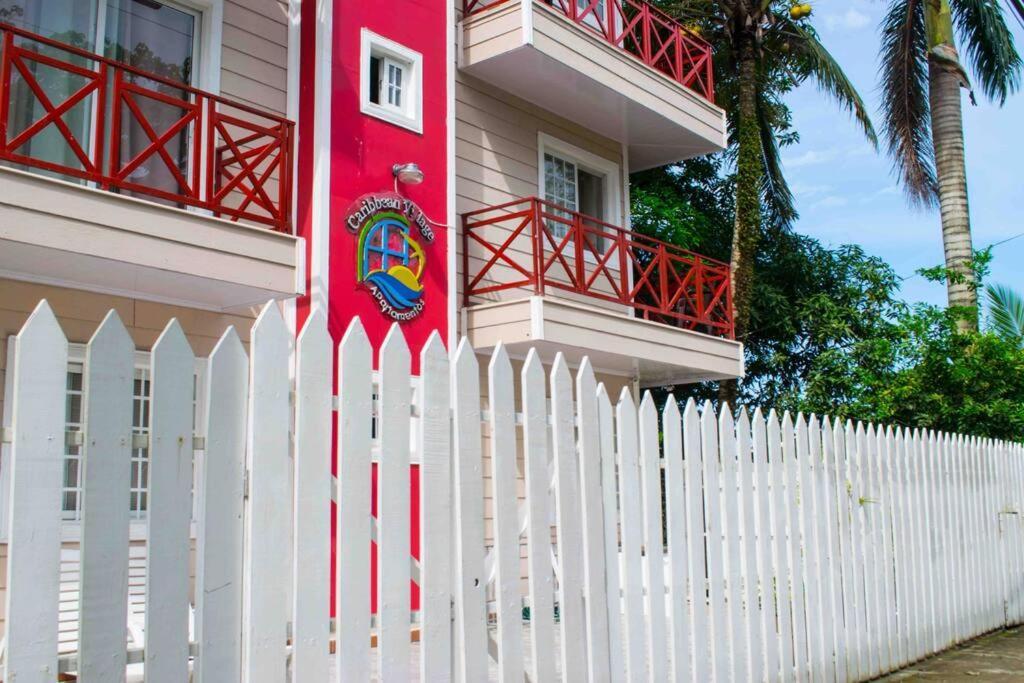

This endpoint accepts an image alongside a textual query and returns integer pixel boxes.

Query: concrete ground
[880,627,1024,681]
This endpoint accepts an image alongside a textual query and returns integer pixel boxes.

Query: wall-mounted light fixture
[392,162,424,185]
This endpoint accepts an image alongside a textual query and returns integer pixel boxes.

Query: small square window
[361,30,423,134]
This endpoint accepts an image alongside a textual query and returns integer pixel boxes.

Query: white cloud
[783,148,840,168]
[825,8,871,31]
[811,195,850,209]
[791,182,832,197]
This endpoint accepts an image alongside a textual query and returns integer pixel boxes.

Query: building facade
[0,0,742,632]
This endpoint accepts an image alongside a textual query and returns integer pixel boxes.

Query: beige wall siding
[221,0,290,115]
[457,72,634,322]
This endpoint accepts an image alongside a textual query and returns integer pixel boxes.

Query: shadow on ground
[880,627,1024,681]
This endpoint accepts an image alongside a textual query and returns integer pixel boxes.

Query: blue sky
[782,0,1024,308]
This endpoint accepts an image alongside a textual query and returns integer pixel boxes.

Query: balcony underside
[460,1,727,170]
[465,296,744,386]
[0,168,302,312]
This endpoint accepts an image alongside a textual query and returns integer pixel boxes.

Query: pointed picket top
[210,325,247,368]
[522,347,545,389]
[718,400,735,436]
[577,356,597,394]
[701,399,717,432]
[17,298,65,348]
[297,306,330,353]
[751,405,765,427]
[683,397,699,426]
[767,407,780,426]
[796,411,808,440]
[596,382,612,411]
[380,322,411,368]
[736,406,750,433]
[781,410,794,432]
[639,390,657,422]
[453,335,479,377]
[663,394,681,427]
[551,351,572,393]
[488,342,512,383]
[252,299,290,350]
[808,413,820,432]
[618,385,637,413]
[420,329,447,368]
[152,317,193,365]
[340,315,370,356]
[88,308,133,358]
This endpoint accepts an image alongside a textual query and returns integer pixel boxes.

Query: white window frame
[537,132,622,258]
[360,29,424,134]
[0,336,205,542]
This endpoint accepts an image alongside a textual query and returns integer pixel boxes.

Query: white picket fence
[3,298,1024,683]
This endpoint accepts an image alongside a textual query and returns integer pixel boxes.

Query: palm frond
[951,0,1022,104]
[756,84,797,228]
[1006,0,1024,29]
[782,19,879,148]
[879,0,938,206]
[987,284,1024,345]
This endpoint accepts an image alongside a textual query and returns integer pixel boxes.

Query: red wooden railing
[0,23,294,232]
[463,197,734,338]
[463,0,715,102]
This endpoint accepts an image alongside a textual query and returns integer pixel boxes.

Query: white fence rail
[2,299,1023,682]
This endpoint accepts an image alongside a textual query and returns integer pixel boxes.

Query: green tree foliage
[633,162,1024,441]
[987,284,1024,346]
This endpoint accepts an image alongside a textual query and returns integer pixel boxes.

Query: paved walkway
[880,627,1024,681]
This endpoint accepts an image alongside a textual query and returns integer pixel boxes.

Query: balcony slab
[464,295,744,386]
[0,167,303,312]
[459,0,727,170]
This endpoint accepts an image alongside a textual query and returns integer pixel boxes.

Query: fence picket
[702,402,729,681]
[419,332,452,683]
[291,310,332,683]
[452,338,488,682]
[806,416,831,683]
[663,398,689,683]
[4,302,67,683]
[719,407,746,682]
[488,344,524,683]
[78,312,134,683]
[684,399,711,683]
[597,384,627,682]
[640,393,669,683]
[737,410,763,683]
[551,355,587,681]
[577,360,611,682]
[337,319,373,682]
[145,319,195,683]
[821,418,847,683]
[243,304,290,683]
[767,410,794,682]
[378,325,412,682]
[795,414,824,682]
[523,351,557,683]
[615,388,646,681]
[783,414,809,681]
[752,409,779,683]
[195,327,248,683]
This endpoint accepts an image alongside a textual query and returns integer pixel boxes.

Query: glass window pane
[104,0,197,202]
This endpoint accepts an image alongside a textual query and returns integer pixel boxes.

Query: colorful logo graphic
[346,193,435,322]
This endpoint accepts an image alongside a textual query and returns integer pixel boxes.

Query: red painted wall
[327,2,449,359]
[297,0,450,616]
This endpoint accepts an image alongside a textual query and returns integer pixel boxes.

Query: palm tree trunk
[720,37,762,407]
[926,0,978,331]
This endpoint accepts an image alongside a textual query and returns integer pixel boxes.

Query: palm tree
[987,284,1024,346]
[659,0,877,402]
[880,0,1022,330]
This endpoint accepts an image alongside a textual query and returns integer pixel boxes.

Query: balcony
[459,0,726,170]
[0,24,301,310]
[462,197,743,385]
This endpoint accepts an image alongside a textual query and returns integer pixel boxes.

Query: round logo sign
[345,193,435,322]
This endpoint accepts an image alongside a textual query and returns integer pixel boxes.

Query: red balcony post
[0,31,11,149]
[93,62,108,190]
[462,212,472,306]
[573,212,585,294]
[532,198,546,296]
[695,259,705,329]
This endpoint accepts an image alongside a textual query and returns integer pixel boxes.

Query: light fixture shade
[392,162,425,185]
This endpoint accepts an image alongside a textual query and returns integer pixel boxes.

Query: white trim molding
[537,131,623,228]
